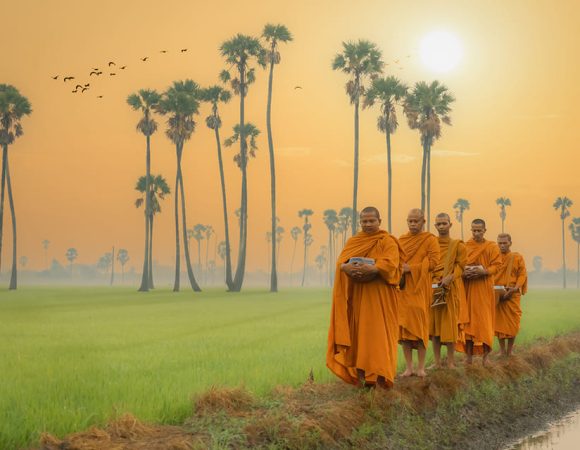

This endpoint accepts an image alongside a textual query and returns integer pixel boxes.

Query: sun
[420,31,463,73]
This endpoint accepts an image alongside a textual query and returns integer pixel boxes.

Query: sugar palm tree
[42,239,50,270]
[298,209,314,286]
[65,248,78,276]
[0,84,32,289]
[156,80,202,292]
[404,81,455,229]
[220,33,266,292]
[363,76,407,232]
[337,207,354,247]
[117,249,129,284]
[201,85,234,290]
[453,198,470,241]
[135,174,170,288]
[553,196,573,288]
[323,209,339,285]
[496,197,512,233]
[192,224,206,276]
[290,226,301,285]
[332,40,383,236]
[568,217,580,289]
[224,122,261,291]
[262,23,293,293]
[127,89,161,291]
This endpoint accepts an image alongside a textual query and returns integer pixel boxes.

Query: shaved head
[408,208,424,219]
[436,212,451,222]
[472,218,486,228]
[407,208,425,234]
[497,233,512,242]
[360,206,380,219]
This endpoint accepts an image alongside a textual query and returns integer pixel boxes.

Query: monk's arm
[515,255,527,289]
[375,239,401,284]
[427,237,439,271]
[485,244,503,276]
[454,242,467,279]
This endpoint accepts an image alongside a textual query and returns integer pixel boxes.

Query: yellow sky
[2,0,579,275]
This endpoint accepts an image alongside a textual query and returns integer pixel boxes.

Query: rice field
[0,286,578,449]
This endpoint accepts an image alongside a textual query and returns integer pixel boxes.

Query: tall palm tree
[220,33,266,292]
[404,81,455,229]
[496,197,512,233]
[117,249,129,284]
[323,209,339,285]
[290,226,301,285]
[110,246,115,286]
[42,239,50,270]
[0,84,32,289]
[65,248,78,276]
[266,224,284,274]
[553,196,573,288]
[192,224,206,275]
[262,23,293,293]
[453,198,470,241]
[156,80,202,292]
[201,85,234,290]
[338,207,354,247]
[298,209,314,286]
[568,217,580,289]
[332,40,384,236]
[363,76,407,232]
[135,174,170,288]
[224,122,261,291]
[127,89,161,292]
[204,225,214,284]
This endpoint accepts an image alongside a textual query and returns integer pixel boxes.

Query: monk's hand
[341,262,358,278]
[402,263,411,274]
[440,274,454,288]
[355,264,378,283]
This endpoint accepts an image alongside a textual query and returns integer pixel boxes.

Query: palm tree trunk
[420,141,427,213]
[148,214,154,288]
[290,240,297,285]
[214,126,234,290]
[0,144,8,273]
[6,159,17,290]
[386,128,393,233]
[328,229,333,286]
[121,264,125,284]
[110,246,115,286]
[352,90,360,237]
[138,136,151,291]
[562,218,567,289]
[197,240,202,275]
[301,229,307,287]
[177,148,201,292]
[460,216,464,241]
[267,51,278,293]
[173,146,181,292]
[426,144,431,230]
[577,242,579,289]
[205,234,210,285]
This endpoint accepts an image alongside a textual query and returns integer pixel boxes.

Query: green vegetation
[0,288,579,448]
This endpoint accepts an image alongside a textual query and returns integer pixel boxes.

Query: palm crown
[363,76,408,134]
[553,196,573,220]
[201,86,231,130]
[135,174,170,214]
[224,123,260,168]
[219,34,266,95]
[126,89,161,137]
[262,24,293,64]
[0,84,32,146]
[156,80,201,146]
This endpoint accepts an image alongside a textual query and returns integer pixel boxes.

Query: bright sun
[420,31,463,73]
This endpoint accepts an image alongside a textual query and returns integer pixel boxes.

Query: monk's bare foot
[400,369,414,377]
[416,370,427,378]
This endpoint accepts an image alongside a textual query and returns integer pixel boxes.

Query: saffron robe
[457,239,502,354]
[398,231,439,348]
[494,252,528,338]
[327,230,402,387]
[430,237,467,343]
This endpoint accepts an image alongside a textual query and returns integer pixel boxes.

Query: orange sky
[2,0,579,276]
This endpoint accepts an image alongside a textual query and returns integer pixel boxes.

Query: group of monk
[327,206,528,389]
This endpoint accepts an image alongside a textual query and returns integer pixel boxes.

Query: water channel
[507,408,580,450]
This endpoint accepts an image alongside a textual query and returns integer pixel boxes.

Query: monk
[495,233,528,357]
[398,209,439,377]
[429,213,466,369]
[458,219,502,365]
[327,206,402,388]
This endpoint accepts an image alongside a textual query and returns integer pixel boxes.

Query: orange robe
[398,231,439,348]
[494,252,528,338]
[327,230,402,387]
[457,239,502,354]
[430,238,466,343]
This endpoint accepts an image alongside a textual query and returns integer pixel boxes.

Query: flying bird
[109,72,116,76]
[294,86,303,90]
[63,76,75,82]
[75,84,83,90]
[108,61,115,66]
[160,50,167,53]
[52,75,59,80]
[141,57,148,61]
[180,48,187,52]
[92,67,99,71]
[84,83,90,87]
[90,71,98,76]
[97,95,103,98]
[72,89,79,93]
[120,65,126,69]
[81,87,88,93]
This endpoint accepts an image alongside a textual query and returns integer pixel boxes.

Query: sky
[2,0,579,276]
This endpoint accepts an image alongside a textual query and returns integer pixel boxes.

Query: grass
[0,286,579,449]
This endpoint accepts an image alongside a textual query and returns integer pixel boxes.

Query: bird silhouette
[180,48,188,52]
[141,57,148,61]
[75,84,83,90]
[108,61,115,66]
[90,71,99,76]
[81,87,88,93]
[97,95,103,98]
[110,73,116,76]
[84,83,90,87]
[63,76,75,82]
[294,86,303,90]
[160,50,168,53]
[92,67,99,71]
[120,66,127,69]
[97,71,103,75]
[52,75,59,80]
[72,89,78,93]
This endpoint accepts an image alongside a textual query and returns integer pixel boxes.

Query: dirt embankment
[39,333,580,450]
